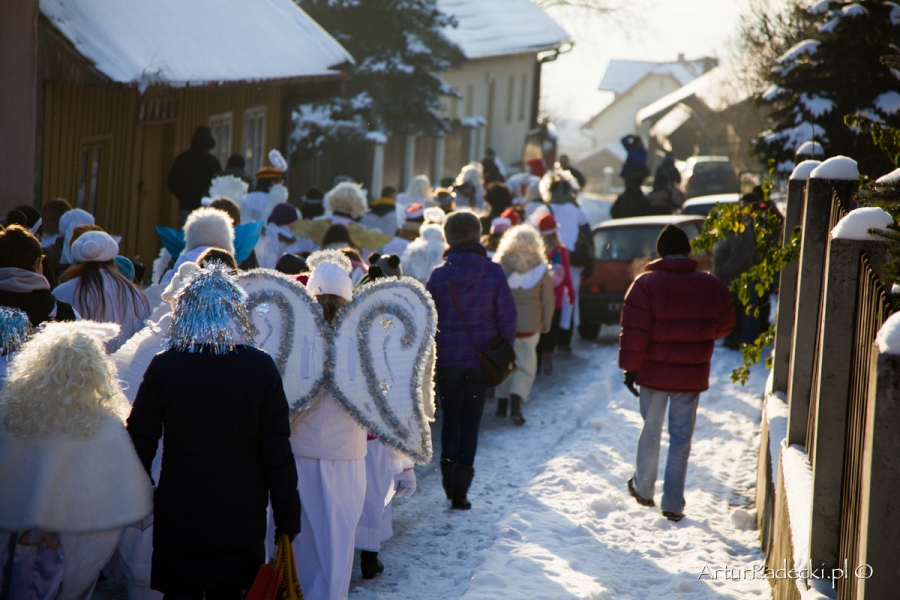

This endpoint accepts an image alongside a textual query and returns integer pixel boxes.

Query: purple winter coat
[426,245,517,369]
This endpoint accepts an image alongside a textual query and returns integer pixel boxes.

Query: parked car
[578,215,709,340]
[679,193,740,217]
[681,156,739,199]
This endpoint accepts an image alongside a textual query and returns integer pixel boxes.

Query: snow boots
[450,463,475,510]
[361,550,384,579]
[626,477,655,507]
[440,458,454,499]
[509,395,526,426]
[496,397,508,417]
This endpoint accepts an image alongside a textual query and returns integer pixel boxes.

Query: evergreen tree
[754,0,900,177]
[289,0,464,162]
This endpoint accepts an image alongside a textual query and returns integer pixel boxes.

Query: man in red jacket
[618,225,734,521]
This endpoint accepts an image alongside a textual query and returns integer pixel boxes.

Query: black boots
[440,458,453,499]
[509,395,526,426]
[360,550,384,579]
[496,397,508,417]
[450,463,474,510]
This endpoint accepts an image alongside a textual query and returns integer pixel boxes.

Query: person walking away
[299,187,326,221]
[713,194,756,349]
[558,154,586,189]
[535,214,575,375]
[492,225,554,425]
[402,222,447,284]
[619,134,649,184]
[222,154,252,186]
[0,226,78,326]
[646,173,678,215]
[619,225,734,521]
[480,183,514,234]
[610,175,651,219]
[426,211,516,509]
[166,126,222,227]
[481,148,506,185]
[127,264,301,600]
[654,152,681,189]
[255,203,301,269]
[360,186,400,236]
[53,231,150,352]
[243,166,287,225]
[0,321,153,600]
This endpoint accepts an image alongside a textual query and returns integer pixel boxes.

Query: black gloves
[623,371,639,397]
[275,529,298,544]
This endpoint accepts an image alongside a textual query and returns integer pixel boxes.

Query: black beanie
[656,224,692,257]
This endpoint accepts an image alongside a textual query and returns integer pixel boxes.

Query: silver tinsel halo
[164,261,253,355]
[307,249,352,274]
[0,307,32,358]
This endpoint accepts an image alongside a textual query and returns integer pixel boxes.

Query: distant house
[0,0,351,268]
[578,55,717,174]
[635,61,766,172]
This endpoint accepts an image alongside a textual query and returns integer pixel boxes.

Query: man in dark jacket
[0,226,77,325]
[619,134,649,183]
[426,210,517,510]
[167,126,223,226]
[127,265,300,598]
[610,175,651,219]
[558,154,586,189]
[618,225,734,522]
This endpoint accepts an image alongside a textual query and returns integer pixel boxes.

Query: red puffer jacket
[618,257,735,393]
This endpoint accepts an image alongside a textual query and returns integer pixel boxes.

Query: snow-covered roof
[40,0,353,90]
[598,58,710,94]
[635,62,753,124]
[438,0,570,60]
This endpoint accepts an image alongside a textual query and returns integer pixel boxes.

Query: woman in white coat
[0,321,153,600]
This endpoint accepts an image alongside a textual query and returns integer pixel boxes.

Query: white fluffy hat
[184,207,235,254]
[326,182,369,220]
[307,261,353,301]
[71,230,119,263]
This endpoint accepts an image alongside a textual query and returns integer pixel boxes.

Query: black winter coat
[167,146,222,212]
[610,187,651,219]
[127,346,301,594]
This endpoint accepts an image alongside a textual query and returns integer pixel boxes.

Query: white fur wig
[401,224,446,284]
[184,207,236,254]
[1,321,127,437]
[327,182,369,220]
[406,175,434,205]
[493,224,548,274]
[208,175,249,208]
[540,168,580,202]
[455,162,484,188]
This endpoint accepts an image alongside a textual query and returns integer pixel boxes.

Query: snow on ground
[349,333,770,599]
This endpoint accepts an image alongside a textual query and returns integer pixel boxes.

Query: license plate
[608,302,623,312]
[707,184,723,191]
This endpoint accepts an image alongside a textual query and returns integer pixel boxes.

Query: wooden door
[133,123,175,280]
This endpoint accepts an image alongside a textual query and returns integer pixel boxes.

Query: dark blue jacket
[426,245,517,369]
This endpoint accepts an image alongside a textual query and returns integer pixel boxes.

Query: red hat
[526,158,546,179]
[538,213,558,235]
[406,203,424,220]
[499,207,520,226]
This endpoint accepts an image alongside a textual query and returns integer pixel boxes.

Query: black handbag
[447,281,516,387]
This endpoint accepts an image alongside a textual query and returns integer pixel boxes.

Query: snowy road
[348,332,771,599]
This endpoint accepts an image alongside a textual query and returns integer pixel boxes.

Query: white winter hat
[162,262,202,306]
[71,230,119,263]
[184,207,235,254]
[307,261,353,301]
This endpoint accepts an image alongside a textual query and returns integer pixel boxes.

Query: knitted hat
[537,213,558,235]
[71,230,119,263]
[406,203,424,220]
[307,261,353,301]
[490,217,512,235]
[184,207,236,255]
[444,210,483,247]
[500,207,520,226]
[255,166,284,180]
[656,224,692,257]
[268,203,299,226]
[275,253,308,275]
[375,254,402,278]
[114,255,136,282]
[303,187,324,204]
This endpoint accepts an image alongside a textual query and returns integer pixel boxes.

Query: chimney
[677,53,685,63]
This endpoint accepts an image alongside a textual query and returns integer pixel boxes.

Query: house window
[243,106,266,175]
[506,76,515,123]
[209,112,233,169]
[76,143,104,215]
[518,74,529,122]
[139,99,178,122]
[465,84,475,117]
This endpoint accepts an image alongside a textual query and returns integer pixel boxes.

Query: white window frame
[505,75,515,123]
[243,105,267,176]
[519,74,529,122]
[209,111,233,170]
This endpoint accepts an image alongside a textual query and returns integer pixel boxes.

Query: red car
[578,215,708,340]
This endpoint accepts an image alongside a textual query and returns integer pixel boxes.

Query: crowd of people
[0,130,612,600]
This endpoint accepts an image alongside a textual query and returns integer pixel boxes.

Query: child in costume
[0,321,153,600]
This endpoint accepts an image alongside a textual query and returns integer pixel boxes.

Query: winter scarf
[0,268,51,293]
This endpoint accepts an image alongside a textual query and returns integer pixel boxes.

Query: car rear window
[693,162,735,175]
[682,203,715,216]
[594,223,702,260]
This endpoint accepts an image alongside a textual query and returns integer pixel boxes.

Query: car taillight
[590,285,600,294]
[689,175,697,183]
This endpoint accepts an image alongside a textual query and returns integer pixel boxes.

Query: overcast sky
[540,0,747,122]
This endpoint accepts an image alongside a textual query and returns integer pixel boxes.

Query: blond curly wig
[493,224,548,274]
[1,322,129,437]
[326,182,369,220]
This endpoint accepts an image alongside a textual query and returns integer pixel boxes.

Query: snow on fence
[758,165,900,599]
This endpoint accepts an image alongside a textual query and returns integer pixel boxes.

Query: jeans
[437,367,488,467]
[632,387,700,514]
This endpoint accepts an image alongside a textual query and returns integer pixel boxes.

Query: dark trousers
[163,590,242,600]
[537,308,562,356]
[437,367,488,467]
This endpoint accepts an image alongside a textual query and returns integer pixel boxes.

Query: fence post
[465,123,478,163]
[785,176,857,447]
[401,134,416,190]
[433,134,446,185]
[772,168,817,393]
[369,137,385,204]
[856,348,900,599]
[807,239,888,571]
